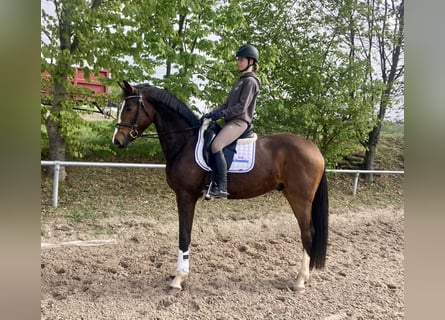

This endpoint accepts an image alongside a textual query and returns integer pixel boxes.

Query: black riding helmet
[235,44,259,63]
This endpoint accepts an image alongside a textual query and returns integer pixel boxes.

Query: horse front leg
[170,251,190,291]
[169,192,197,292]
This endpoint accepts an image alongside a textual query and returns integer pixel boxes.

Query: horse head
[112,81,155,148]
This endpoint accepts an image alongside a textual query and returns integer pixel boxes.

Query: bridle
[115,94,152,139]
[115,94,201,139]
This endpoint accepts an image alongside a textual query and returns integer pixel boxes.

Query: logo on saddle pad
[195,119,257,173]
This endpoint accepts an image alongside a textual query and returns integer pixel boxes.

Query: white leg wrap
[176,249,190,272]
[296,249,310,289]
[170,250,190,290]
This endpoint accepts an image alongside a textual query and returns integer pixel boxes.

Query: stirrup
[203,181,214,200]
[207,185,229,199]
[203,183,212,200]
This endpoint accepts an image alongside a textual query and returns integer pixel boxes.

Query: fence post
[352,172,360,196]
[52,162,60,208]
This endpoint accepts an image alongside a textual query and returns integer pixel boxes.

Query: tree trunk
[365,117,383,182]
[45,79,67,181]
[44,1,76,181]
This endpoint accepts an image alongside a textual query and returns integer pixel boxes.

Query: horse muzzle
[112,131,131,148]
[113,137,126,148]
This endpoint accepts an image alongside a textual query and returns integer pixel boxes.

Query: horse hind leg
[284,192,313,292]
[295,222,313,292]
[295,239,311,292]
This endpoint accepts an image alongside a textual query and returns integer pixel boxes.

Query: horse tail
[309,170,329,270]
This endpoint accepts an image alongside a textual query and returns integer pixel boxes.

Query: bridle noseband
[115,94,151,139]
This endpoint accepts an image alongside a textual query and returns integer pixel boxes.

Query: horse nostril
[113,137,127,148]
[113,138,121,147]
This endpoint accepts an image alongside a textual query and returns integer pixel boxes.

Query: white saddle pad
[194,119,257,173]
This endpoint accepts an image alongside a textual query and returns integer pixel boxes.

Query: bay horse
[112,81,328,293]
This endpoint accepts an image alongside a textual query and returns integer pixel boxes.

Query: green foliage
[41,0,403,167]
[40,116,164,161]
[68,119,114,159]
[41,0,246,161]
[226,0,404,166]
[225,0,380,165]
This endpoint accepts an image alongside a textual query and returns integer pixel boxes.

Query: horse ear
[118,80,137,95]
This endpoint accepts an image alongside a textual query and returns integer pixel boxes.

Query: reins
[139,125,201,139]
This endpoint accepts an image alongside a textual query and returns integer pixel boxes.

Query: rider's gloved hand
[203,111,223,121]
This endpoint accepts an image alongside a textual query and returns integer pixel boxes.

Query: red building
[41,67,110,100]
[42,67,114,118]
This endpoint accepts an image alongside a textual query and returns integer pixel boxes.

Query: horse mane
[136,84,200,127]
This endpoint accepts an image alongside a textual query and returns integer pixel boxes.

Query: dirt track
[41,200,403,319]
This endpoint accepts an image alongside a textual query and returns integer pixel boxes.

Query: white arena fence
[41,160,404,208]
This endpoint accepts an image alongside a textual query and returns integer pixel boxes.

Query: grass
[63,210,97,223]
[41,122,404,233]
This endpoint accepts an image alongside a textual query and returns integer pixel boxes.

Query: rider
[203,44,261,199]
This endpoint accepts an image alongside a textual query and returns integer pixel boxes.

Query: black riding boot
[208,151,229,199]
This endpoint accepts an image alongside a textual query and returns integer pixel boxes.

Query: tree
[41,0,239,178]
[129,0,245,109]
[321,0,404,175]
[42,0,403,173]
[362,0,404,181]
[211,0,403,167]
[41,0,135,179]
[220,0,377,166]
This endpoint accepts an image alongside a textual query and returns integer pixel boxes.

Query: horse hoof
[169,281,182,291]
[169,287,181,296]
[169,270,188,291]
[295,287,306,294]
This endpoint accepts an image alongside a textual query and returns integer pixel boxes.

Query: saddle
[202,120,255,170]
